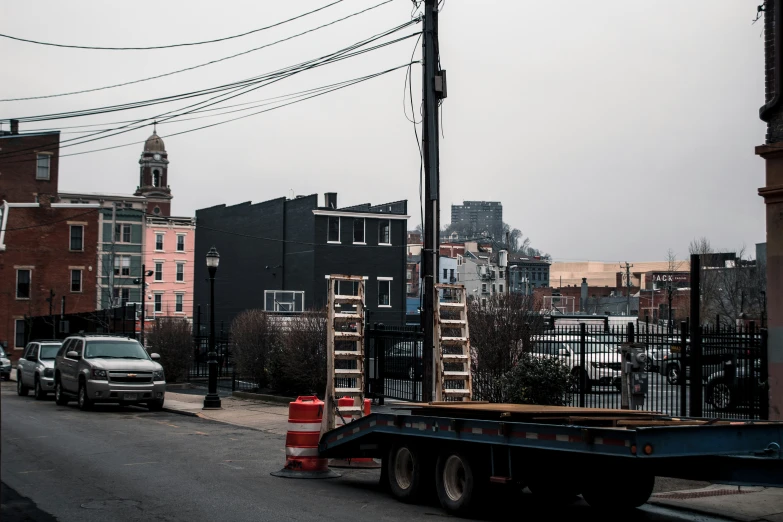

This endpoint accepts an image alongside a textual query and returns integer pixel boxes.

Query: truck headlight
[91,369,107,380]
[153,370,165,382]
[43,368,54,377]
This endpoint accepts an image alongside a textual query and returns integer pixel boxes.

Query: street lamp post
[203,246,222,409]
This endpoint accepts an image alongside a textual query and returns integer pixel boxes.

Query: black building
[194,193,408,331]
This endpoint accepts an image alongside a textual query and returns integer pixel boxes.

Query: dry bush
[230,309,281,389]
[146,317,193,383]
[270,311,328,397]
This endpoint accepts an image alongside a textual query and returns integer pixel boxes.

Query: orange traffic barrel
[271,396,340,479]
[328,397,381,469]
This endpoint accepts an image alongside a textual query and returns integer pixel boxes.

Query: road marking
[18,469,54,474]
[123,461,158,466]
[219,462,244,470]
[194,431,208,436]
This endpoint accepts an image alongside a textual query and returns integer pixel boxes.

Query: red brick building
[0,128,99,359]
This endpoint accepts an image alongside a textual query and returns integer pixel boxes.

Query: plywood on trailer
[404,402,663,416]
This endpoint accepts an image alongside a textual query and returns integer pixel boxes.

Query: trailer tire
[435,451,480,516]
[387,444,428,503]
[582,472,654,510]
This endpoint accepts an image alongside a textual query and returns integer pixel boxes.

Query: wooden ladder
[434,284,472,401]
[323,274,366,432]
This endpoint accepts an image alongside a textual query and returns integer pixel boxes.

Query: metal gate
[365,324,423,404]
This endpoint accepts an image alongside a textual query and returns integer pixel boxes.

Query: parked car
[53,334,166,411]
[16,340,62,399]
[1,347,11,381]
[530,335,624,393]
[705,358,764,412]
[385,341,424,380]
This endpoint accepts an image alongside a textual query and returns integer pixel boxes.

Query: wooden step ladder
[434,284,472,402]
[323,274,366,432]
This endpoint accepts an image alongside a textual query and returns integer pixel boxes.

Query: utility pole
[621,262,633,316]
[421,0,444,403]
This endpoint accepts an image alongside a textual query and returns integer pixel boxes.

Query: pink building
[144,215,195,322]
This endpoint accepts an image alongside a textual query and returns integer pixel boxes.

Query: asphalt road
[1,382,719,522]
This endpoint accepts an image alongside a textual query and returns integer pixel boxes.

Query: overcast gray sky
[1,1,768,262]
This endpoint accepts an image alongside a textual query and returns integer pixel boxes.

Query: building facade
[194,193,408,329]
[145,215,196,322]
[450,201,503,239]
[508,254,551,295]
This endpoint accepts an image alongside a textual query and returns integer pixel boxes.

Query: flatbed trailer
[319,403,783,516]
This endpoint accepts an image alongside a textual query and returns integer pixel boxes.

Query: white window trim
[176,234,186,252]
[154,262,164,282]
[174,293,185,313]
[70,269,83,293]
[155,233,165,252]
[153,292,163,313]
[327,216,341,244]
[114,255,132,276]
[378,219,391,246]
[175,262,185,283]
[16,268,31,300]
[36,152,52,180]
[377,278,392,308]
[353,217,366,245]
[69,224,84,252]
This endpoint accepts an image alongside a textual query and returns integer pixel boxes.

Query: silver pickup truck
[17,340,62,399]
[53,335,166,411]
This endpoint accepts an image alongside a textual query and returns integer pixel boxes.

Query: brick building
[0,128,100,358]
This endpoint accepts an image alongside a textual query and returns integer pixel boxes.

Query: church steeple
[135,126,172,216]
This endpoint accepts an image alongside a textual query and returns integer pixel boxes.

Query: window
[14,319,26,348]
[378,279,391,307]
[492,284,496,293]
[443,269,448,280]
[176,235,185,252]
[379,220,390,245]
[175,294,183,313]
[176,262,184,282]
[407,270,412,281]
[449,269,455,282]
[499,284,504,293]
[115,224,132,243]
[155,262,163,281]
[154,293,162,313]
[70,225,84,251]
[327,216,340,243]
[264,290,304,312]
[113,256,131,276]
[155,233,164,250]
[353,218,365,244]
[113,288,130,306]
[70,269,82,292]
[36,154,50,180]
[407,283,412,294]
[481,283,487,294]
[152,170,161,187]
[16,269,31,299]
[499,270,504,279]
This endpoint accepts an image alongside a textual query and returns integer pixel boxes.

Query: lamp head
[206,246,220,269]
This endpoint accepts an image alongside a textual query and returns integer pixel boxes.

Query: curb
[232,391,295,404]
[162,407,200,417]
[647,498,756,522]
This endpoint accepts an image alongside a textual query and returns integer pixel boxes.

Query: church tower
[135,129,173,216]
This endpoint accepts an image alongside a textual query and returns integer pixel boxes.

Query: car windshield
[84,341,149,360]
[40,345,61,360]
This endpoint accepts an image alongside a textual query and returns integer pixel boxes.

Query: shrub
[146,317,192,383]
[501,352,574,406]
[231,309,280,389]
[269,311,327,397]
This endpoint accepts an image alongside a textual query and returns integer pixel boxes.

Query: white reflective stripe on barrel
[287,422,322,432]
[285,447,319,457]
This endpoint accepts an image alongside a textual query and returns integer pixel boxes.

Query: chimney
[10,119,19,135]
[324,192,337,209]
[580,277,588,313]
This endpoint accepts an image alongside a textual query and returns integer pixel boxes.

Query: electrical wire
[0,0,394,103]
[0,1,345,51]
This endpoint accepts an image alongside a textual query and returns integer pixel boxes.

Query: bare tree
[270,311,328,397]
[230,309,281,389]
[146,317,192,382]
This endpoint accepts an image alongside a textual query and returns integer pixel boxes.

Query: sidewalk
[163,391,290,435]
[649,484,783,522]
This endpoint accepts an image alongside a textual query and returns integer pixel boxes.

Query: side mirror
[150,353,161,360]
[27,355,37,362]
[67,351,80,359]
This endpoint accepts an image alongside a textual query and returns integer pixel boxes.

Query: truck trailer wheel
[387,444,428,503]
[582,472,654,510]
[435,452,480,516]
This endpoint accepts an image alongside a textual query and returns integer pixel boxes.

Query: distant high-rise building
[450,201,503,239]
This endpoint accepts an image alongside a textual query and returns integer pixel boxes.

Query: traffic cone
[329,398,381,469]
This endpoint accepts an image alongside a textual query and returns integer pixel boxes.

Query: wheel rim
[670,368,678,382]
[713,383,731,409]
[443,455,466,502]
[393,447,414,490]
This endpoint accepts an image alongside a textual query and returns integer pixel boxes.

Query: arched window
[152,170,161,187]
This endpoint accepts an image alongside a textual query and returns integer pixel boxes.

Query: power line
[0,0,394,103]
[0,1,345,51]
